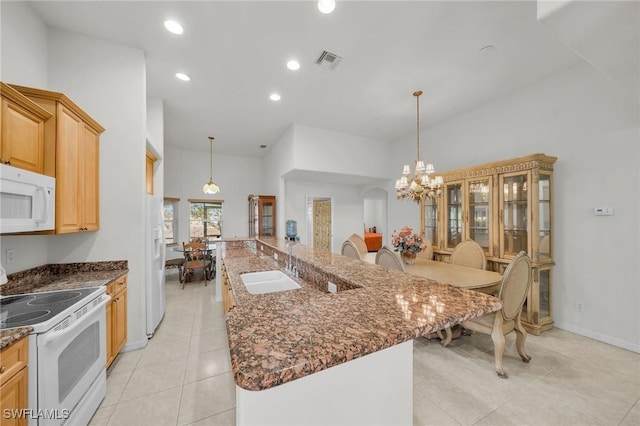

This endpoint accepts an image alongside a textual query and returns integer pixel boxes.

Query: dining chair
[461,251,532,378]
[375,246,405,272]
[348,233,369,256]
[181,242,213,288]
[450,239,486,270]
[416,239,434,261]
[341,240,363,260]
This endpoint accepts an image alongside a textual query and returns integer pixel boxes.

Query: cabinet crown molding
[9,84,105,133]
[440,153,557,183]
[1,82,52,120]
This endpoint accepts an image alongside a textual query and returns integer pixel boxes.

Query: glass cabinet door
[445,181,463,250]
[467,177,491,254]
[260,199,274,236]
[423,198,438,248]
[500,172,529,257]
[537,173,552,261]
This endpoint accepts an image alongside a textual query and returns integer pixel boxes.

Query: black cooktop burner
[3,310,52,326]
[0,287,102,329]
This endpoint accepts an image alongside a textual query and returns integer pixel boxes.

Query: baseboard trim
[554,322,640,353]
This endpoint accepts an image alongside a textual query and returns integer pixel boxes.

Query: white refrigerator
[146,195,166,336]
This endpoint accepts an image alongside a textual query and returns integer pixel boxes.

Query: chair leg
[490,322,507,379]
[436,327,453,347]
[514,317,532,363]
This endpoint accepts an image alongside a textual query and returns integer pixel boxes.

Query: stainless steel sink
[240,270,301,295]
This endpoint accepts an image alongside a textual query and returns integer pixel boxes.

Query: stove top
[0,287,105,332]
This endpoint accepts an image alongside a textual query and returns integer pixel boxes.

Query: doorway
[306,197,333,251]
[363,188,387,244]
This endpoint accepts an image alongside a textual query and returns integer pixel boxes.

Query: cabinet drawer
[0,337,28,387]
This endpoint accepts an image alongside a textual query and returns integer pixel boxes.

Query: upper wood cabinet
[11,84,105,234]
[429,153,557,335]
[0,82,52,174]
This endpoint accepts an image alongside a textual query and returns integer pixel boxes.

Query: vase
[401,251,416,265]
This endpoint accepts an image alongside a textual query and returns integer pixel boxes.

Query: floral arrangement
[391,227,426,254]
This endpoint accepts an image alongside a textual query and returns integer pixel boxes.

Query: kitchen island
[220,238,502,425]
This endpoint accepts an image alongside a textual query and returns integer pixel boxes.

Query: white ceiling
[28,1,585,157]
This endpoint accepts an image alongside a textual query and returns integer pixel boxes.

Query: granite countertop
[223,238,502,391]
[0,261,128,349]
[0,327,32,350]
[0,261,128,296]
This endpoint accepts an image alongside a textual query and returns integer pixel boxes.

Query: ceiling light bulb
[287,60,301,71]
[175,73,190,81]
[164,20,183,35]
[269,93,281,101]
[317,0,336,14]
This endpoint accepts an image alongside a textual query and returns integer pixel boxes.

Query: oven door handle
[40,295,111,346]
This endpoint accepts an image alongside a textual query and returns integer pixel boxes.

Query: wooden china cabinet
[248,195,276,237]
[425,153,557,335]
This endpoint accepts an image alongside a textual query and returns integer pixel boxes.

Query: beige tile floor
[90,274,640,426]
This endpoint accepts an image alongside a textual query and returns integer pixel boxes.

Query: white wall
[0,4,149,349]
[164,145,264,241]
[45,30,148,349]
[0,2,48,86]
[263,127,295,238]
[293,125,390,180]
[399,63,639,351]
[285,180,363,253]
[0,2,51,273]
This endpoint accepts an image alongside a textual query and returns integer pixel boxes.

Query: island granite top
[222,238,502,391]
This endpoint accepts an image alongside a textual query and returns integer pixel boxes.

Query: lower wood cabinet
[221,263,236,313]
[106,275,128,368]
[0,336,28,426]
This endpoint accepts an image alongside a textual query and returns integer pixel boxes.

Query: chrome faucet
[286,241,294,273]
[285,241,300,277]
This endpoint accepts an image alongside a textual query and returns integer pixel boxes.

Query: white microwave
[0,164,55,233]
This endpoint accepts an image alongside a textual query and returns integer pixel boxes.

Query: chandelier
[395,90,443,203]
[202,136,220,194]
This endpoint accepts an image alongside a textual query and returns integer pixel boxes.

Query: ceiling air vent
[315,50,342,70]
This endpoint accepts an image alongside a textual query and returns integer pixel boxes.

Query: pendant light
[203,136,220,194]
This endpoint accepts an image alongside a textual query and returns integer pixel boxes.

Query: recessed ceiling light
[287,60,301,71]
[164,20,183,35]
[269,93,281,101]
[175,73,190,81]
[318,0,336,14]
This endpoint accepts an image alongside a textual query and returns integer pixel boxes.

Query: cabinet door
[82,124,100,231]
[105,299,114,367]
[1,98,45,173]
[444,181,464,251]
[423,197,439,248]
[466,177,492,255]
[114,287,127,355]
[55,104,83,233]
[258,196,276,237]
[499,171,530,258]
[0,368,27,426]
[534,172,552,263]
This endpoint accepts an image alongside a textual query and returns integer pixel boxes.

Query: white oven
[31,292,109,426]
[0,164,55,233]
[0,287,112,426]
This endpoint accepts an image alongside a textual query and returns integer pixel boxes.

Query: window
[189,199,223,242]
[163,198,179,245]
